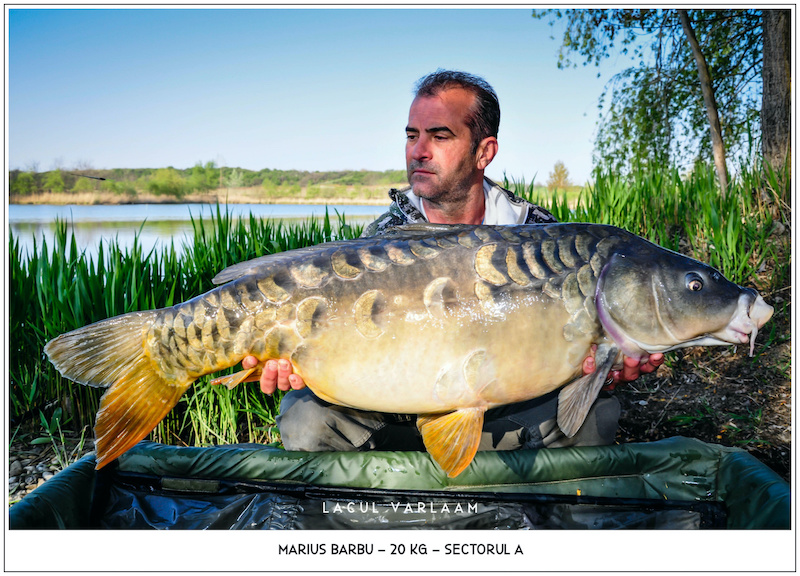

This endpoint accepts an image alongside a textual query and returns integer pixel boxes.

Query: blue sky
[8,7,637,185]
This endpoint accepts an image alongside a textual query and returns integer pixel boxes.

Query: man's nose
[410,137,431,161]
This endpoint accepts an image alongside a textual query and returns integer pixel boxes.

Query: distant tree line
[8,161,408,199]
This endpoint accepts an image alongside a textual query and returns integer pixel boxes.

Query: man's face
[405,88,480,203]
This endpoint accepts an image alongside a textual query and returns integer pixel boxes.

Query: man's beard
[407,160,476,205]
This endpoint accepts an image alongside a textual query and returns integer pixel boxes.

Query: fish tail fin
[44,311,160,389]
[93,369,190,469]
[417,407,486,478]
[44,311,192,469]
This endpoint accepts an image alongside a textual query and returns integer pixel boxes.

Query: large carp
[45,223,773,477]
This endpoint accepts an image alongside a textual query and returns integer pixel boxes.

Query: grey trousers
[276,388,620,453]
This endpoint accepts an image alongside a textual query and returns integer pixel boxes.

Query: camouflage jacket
[362,177,556,237]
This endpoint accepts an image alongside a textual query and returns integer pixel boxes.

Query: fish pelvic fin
[210,366,258,390]
[44,311,193,469]
[557,343,619,437]
[417,407,486,478]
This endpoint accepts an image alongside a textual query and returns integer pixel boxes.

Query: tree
[72,176,95,193]
[147,168,186,198]
[677,10,728,195]
[225,168,245,189]
[10,172,35,196]
[43,170,66,193]
[204,161,221,189]
[547,161,573,190]
[761,10,791,173]
[261,176,279,195]
[101,179,136,196]
[187,161,218,193]
[534,9,769,193]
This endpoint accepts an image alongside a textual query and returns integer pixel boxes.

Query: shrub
[147,168,186,198]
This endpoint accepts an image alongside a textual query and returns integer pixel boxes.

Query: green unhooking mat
[9,436,790,529]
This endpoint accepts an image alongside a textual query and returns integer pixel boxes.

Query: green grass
[9,159,789,450]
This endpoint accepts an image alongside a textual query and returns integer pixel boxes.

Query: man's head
[414,70,500,154]
[405,70,500,214]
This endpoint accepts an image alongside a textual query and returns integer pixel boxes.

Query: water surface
[9,203,389,260]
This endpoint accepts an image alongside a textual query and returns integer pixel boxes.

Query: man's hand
[582,346,664,390]
[241,355,306,395]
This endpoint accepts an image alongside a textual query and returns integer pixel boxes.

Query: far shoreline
[9,190,395,207]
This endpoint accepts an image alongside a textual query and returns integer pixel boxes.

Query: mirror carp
[44,223,774,477]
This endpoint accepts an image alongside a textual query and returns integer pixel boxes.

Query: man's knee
[587,394,621,446]
[277,389,341,451]
[542,394,621,448]
[276,388,383,452]
[536,393,620,448]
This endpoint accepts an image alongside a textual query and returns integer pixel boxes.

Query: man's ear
[475,137,498,170]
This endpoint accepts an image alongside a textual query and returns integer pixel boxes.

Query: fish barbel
[44,223,773,477]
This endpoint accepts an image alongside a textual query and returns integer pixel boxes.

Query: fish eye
[686,273,704,292]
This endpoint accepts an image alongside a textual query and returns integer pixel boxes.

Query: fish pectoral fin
[210,366,259,390]
[557,344,620,438]
[417,407,486,478]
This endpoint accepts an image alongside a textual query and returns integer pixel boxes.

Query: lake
[8,203,390,260]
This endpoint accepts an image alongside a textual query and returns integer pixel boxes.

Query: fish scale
[44,223,773,477]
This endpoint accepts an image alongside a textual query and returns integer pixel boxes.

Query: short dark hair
[414,69,500,153]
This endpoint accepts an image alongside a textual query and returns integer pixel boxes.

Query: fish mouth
[713,292,774,356]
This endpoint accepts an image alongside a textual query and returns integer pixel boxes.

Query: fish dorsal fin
[417,407,486,478]
[212,224,478,285]
[212,254,280,284]
[211,240,357,285]
[557,343,620,437]
[382,223,477,238]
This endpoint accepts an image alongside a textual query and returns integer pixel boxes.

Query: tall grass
[9,206,361,447]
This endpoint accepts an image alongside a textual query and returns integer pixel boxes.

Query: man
[237,70,663,453]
